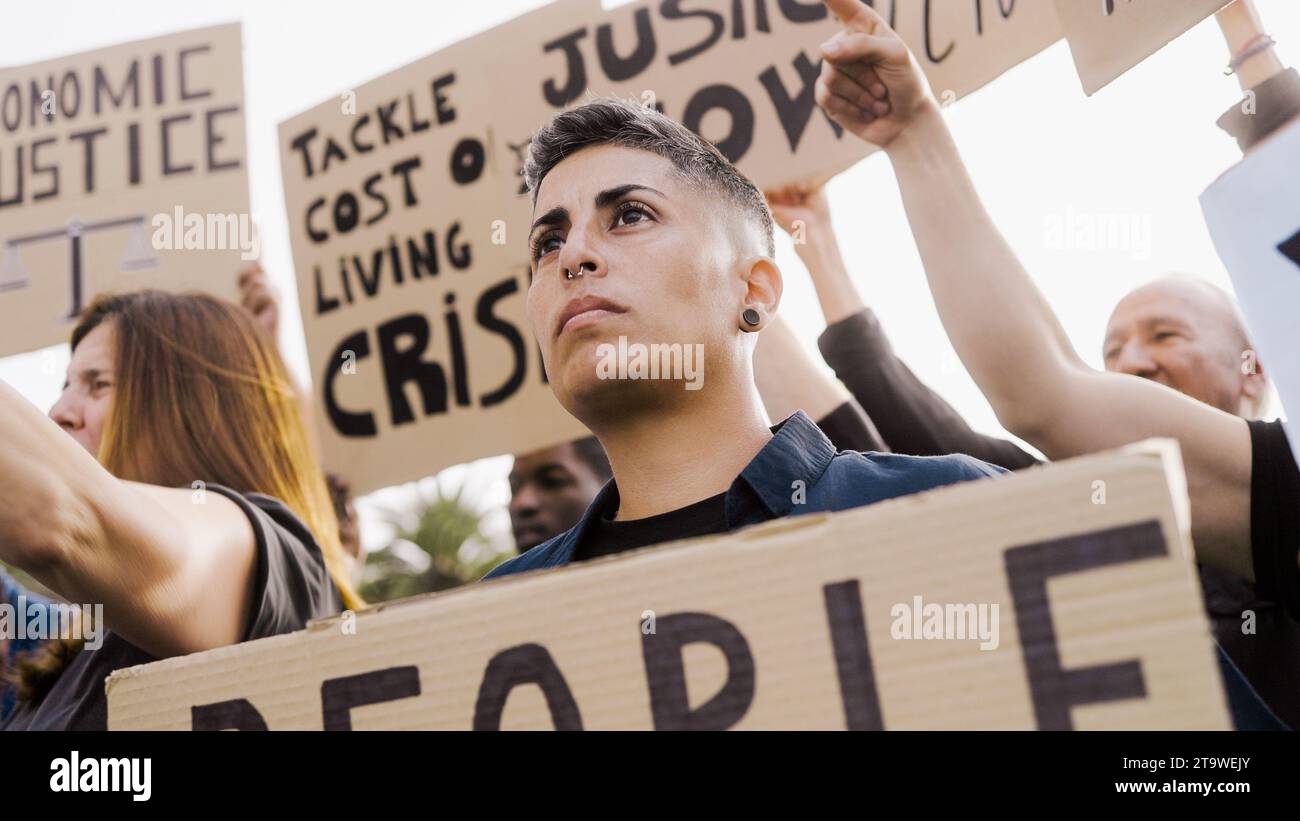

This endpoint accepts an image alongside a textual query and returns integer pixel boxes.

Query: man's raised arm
[812,0,1254,580]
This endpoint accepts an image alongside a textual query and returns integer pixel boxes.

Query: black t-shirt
[816,400,887,453]
[818,309,1039,470]
[574,491,729,562]
[1249,420,1300,619]
[1192,420,1300,729]
[0,485,341,731]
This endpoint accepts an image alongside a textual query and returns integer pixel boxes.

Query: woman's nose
[49,391,82,431]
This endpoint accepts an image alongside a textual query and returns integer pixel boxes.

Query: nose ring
[565,262,594,280]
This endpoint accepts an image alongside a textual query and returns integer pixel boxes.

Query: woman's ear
[740,257,783,330]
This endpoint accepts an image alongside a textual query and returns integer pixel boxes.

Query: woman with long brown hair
[0,290,361,730]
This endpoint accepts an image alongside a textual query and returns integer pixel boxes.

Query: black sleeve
[818,309,1040,471]
[206,485,344,642]
[1248,420,1300,620]
[815,399,889,453]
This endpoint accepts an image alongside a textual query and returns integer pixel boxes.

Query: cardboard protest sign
[1053,0,1233,95]
[282,0,1061,494]
[519,0,1063,185]
[107,441,1230,730]
[1201,116,1300,467]
[0,24,250,357]
[872,0,1063,105]
[278,2,591,496]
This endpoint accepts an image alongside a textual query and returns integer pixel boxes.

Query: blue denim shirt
[486,410,1003,579]
[483,410,1284,730]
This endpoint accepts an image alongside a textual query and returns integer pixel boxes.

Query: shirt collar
[736,410,837,518]
[551,479,621,566]
[553,411,835,566]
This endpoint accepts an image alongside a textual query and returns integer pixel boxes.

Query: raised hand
[814,0,936,149]
[765,181,833,240]
[237,261,280,339]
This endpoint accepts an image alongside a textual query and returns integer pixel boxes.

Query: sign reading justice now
[107,442,1229,730]
[0,24,250,357]
[280,0,1062,494]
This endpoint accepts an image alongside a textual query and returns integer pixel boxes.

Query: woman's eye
[533,234,562,259]
[614,204,652,227]
[92,380,113,392]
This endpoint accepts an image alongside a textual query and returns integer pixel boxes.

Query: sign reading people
[1054,0,1234,94]
[282,0,1062,494]
[1201,117,1300,469]
[0,24,250,357]
[106,444,1231,730]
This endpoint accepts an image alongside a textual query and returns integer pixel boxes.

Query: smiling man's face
[1102,279,1264,416]
[526,144,753,418]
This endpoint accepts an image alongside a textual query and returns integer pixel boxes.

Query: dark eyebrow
[595,183,664,210]
[530,206,569,238]
[530,184,665,240]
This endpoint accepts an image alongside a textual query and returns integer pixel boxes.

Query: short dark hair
[570,435,612,482]
[525,98,775,257]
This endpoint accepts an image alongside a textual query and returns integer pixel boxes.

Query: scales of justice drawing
[1,215,161,321]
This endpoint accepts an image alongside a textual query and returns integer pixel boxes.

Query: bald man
[769,176,1296,723]
[767,188,1270,467]
[811,0,1298,727]
[1103,277,1268,418]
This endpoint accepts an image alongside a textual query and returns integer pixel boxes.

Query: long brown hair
[14,290,361,701]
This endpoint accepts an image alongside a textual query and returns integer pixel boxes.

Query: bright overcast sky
[3,0,1297,553]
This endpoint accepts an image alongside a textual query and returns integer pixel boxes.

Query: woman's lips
[559,308,624,336]
[555,295,629,338]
